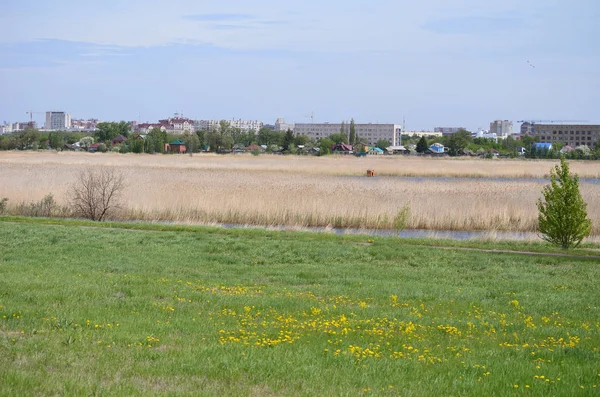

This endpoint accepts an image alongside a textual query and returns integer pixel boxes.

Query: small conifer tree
[537,157,592,249]
[416,136,428,153]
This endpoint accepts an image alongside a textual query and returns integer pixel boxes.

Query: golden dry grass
[1,151,599,234]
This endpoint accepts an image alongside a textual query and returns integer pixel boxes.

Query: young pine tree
[416,136,428,153]
[537,157,592,249]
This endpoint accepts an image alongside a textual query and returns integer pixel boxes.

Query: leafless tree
[68,167,125,221]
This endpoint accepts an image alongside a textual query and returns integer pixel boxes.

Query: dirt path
[428,245,600,260]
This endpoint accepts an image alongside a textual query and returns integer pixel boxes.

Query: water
[220,223,540,241]
[343,175,600,184]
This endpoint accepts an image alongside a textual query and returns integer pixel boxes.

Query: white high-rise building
[275,118,295,132]
[489,120,513,137]
[45,111,71,130]
[294,122,403,146]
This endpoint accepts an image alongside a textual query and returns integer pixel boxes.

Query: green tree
[340,121,346,141]
[294,134,309,147]
[318,138,335,156]
[95,122,116,142]
[147,128,168,153]
[19,127,40,149]
[116,121,131,138]
[66,132,84,144]
[48,132,65,150]
[79,136,94,151]
[328,133,347,144]
[447,130,472,156]
[537,157,592,249]
[183,132,200,154]
[95,121,131,142]
[416,136,428,153]
[130,138,144,153]
[376,139,390,150]
[282,129,295,153]
[195,130,206,148]
[257,127,283,146]
[349,119,356,146]
[206,121,235,152]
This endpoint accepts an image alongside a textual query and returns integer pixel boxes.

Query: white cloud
[0,0,560,53]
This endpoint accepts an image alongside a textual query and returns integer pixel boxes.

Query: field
[1,219,599,396]
[1,152,599,235]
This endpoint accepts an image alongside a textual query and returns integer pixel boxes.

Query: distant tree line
[2,122,599,159]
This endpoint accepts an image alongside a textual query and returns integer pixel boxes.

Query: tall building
[528,124,600,149]
[275,118,295,132]
[434,127,466,136]
[520,122,534,136]
[294,123,403,146]
[489,120,513,137]
[45,111,71,130]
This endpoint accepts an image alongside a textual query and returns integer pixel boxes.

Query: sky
[1,0,599,131]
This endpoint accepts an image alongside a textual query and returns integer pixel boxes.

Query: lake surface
[343,175,600,184]
[220,223,541,241]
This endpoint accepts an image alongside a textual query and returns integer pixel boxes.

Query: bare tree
[68,167,125,221]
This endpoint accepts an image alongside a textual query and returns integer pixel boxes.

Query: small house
[111,135,127,146]
[386,146,410,155]
[165,139,187,154]
[331,143,353,154]
[428,143,445,154]
[560,145,574,154]
[88,143,100,153]
[368,146,384,155]
[532,142,552,151]
[244,144,264,153]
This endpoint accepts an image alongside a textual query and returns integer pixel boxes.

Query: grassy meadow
[1,152,599,234]
[1,219,599,396]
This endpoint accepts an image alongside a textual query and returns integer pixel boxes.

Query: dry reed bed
[2,151,600,178]
[1,152,599,234]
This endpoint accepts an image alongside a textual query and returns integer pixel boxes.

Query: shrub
[0,197,8,214]
[537,157,592,249]
[15,194,58,217]
[393,205,410,233]
[67,167,125,221]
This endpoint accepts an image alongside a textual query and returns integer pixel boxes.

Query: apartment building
[294,123,403,146]
[404,131,443,138]
[70,119,99,131]
[489,120,513,137]
[45,111,71,130]
[275,118,295,132]
[529,124,600,148]
[197,119,263,132]
[434,127,466,136]
[157,117,195,133]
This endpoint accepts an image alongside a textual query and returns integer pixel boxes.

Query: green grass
[0,219,599,396]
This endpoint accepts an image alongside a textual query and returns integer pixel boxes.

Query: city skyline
[1,0,599,131]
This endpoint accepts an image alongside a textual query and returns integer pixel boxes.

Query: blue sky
[1,0,598,131]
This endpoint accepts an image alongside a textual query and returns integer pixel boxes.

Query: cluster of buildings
[0,111,97,133]
[135,117,264,134]
[1,111,598,150]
